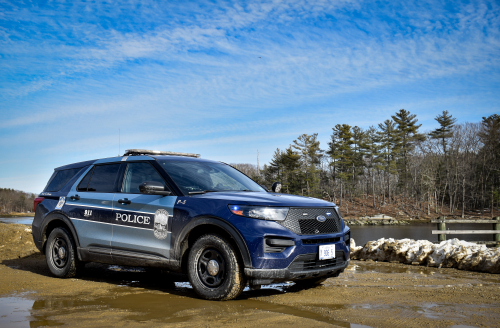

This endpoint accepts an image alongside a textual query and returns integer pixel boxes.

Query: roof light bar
[124,149,200,158]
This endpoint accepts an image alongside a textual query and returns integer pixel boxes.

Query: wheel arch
[173,217,252,273]
[41,213,80,256]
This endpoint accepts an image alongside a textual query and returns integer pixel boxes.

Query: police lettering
[115,213,151,225]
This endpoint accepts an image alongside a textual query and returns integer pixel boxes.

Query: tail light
[33,197,45,212]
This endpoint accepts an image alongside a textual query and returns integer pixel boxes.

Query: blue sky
[1,0,499,193]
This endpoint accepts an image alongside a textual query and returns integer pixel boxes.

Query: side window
[121,162,167,193]
[77,167,94,192]
[46,168,82,192]
[83,164,121,193]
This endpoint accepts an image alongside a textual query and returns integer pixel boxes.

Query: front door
[111,162,176,260]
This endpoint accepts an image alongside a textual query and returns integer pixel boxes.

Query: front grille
[279,207,341,235]
[288,251,346,272]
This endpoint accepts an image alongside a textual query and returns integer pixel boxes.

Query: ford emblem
[316,215,326,222]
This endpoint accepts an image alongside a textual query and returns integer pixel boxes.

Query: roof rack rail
[124,149,200,158]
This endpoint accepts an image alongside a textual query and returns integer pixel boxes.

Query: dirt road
[1,223,499,327]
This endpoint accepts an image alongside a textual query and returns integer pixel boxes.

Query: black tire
[45,227,81,278]
[187,234,246,301]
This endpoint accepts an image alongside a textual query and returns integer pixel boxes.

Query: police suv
[32,150,350,300]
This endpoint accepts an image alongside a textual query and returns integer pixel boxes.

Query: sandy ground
[1,222,499,328]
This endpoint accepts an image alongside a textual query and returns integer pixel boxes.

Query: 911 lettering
[115,212,151,225]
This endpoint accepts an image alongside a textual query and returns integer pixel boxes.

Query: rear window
[45,168,82,192]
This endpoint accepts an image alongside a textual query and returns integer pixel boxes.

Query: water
[350,223,497,246]
[1,261,498,327]
[0,217,33,225]
[0,278,372,328]
[0,218,494,247]
[0,296,33,328]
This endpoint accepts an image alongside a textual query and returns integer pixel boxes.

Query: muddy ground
[1,223,499,328]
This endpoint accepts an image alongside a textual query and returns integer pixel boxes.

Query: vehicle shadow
[1,253,295,300]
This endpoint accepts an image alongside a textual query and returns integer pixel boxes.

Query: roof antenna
[257,149,260,176]
[119,128,120,156]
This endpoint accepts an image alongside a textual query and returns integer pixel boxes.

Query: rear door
[66,163,121,253]
[111,161,176,260]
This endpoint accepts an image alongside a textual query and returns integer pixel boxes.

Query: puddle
[1,258,497,327]
[0,290,373,328]
[353,261,439,275]
[0,264,371,328]
[0,217,33,225]
[0,296,33,328]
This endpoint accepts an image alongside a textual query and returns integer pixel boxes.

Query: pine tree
[377,119,399,204]
[292,134,323,196]
[429,110,457,213]
[327,124,354,205]
[352,126,367,177]
[429,110,456,156]
[391,109,426,197]
[364,126,383,207]
[478,114,500,216]
[282,146,302,194]
[269,148,285,182]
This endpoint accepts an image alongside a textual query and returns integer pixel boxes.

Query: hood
[189,191,336,207]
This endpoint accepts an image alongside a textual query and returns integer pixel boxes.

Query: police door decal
[153,209,172,240]
[55,197,66,210]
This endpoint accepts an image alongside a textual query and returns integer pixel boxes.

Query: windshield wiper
[188,190,218,195]
[188,189,257,195]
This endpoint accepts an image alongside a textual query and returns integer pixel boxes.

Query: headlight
[334,206,341,218]
[228,205,289,221]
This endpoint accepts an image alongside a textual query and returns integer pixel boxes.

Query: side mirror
[139,181,172,196]
[271,182,282,193]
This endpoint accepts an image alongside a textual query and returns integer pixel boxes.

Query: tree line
[233,110,500,218]
[0,188,37,214]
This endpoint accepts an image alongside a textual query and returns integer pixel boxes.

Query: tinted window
[122,162,167,193]
[46,168,82,192]
[77,167,94,192]
[86,164,121,193]
[158,160,265,195]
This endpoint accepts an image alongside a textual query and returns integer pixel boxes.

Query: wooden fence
[431,217,500,246]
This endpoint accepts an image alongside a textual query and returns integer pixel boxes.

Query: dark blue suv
[32,149,350,300]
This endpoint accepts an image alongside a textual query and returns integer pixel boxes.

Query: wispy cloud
[1,0,499,191]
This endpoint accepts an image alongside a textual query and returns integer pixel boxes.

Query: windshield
[157,160,265,195]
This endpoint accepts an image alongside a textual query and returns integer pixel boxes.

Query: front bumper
[245,252,350,285]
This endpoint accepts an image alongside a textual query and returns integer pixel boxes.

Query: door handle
[70,195,80,201]
[118,198,131,204]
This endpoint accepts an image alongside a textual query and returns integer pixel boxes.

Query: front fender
[172,216,252,270]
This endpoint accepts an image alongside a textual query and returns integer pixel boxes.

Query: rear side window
[78,164,121,193]
[45,168,82,192]
[77,168,94,192]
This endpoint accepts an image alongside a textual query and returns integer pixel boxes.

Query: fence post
[494,217,500,247]
[438,216,446,242]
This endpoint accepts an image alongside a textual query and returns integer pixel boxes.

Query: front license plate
[318,244,336,260]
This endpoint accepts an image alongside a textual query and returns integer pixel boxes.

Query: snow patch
[350,238,500,274]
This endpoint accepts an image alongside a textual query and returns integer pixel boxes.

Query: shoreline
[0,213,34,218]
[345,218,427,226]
[345,216,499,226]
